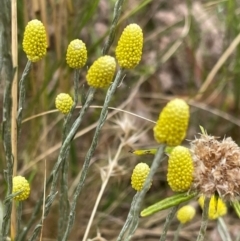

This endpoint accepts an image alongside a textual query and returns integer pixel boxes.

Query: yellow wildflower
[177,205,196,224]
[167,146,193,192]
[23,19,47,62]
[131,163,150,191]
[55,93,73,114]
[116,24,143,69]
[12,176,30,201]
[86,56,116,88]
[153,99,189,146]
[66,39,87,68]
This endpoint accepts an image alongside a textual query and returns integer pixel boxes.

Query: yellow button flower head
[86,55,116,88]
[131,163,150,191]
[23,19,47,62]
[153,98,189,146]
[167,146,193,192]
[198,195,227,220]
[177,205,196,224]
[116,23,143,69]
[55,93,73,114]
[66,39,87,68]
[12,176,30,201]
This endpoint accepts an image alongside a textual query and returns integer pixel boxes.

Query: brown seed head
[191,134,240,201]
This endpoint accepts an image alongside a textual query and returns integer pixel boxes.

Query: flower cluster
[86,56,116,88]
[167,146,193,192]
[23,19,47,62]
[198,195,227,220]
[131,163,150,191]
[177,205,196,224]
[12,176,30,201]
[66,39,87,69]
[116,24,143,69]
[153,99,189,146]
[141,96,240,223]
[55,93,73,114]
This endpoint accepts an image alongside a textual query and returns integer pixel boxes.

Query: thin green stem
[63,69,80,139]
[159,205,179,241]
[58,69,80,239]
[2,81,13,240]
[15,202,22,241]
[58,148,70,240]
[17,60,32,136]
[197,197,210,241]
[27,87,96,241]
[1,0,13,235]
[117,192,140,241]
[16,191,44,241]
[217,217,232,241]
[62,68,124,241]
[102,0,125,55]
[173,223,183,241]
[116,144,166,241]
[18,88,95,241]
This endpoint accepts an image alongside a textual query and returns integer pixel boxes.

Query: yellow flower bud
[86,56,116,88]
[66,39,87,68]
[177,205,196,224]
[12,176,30,201]
[55,93,73,114]
[198,195,227,220]
[116,23,143,69]
[22,19,47,62]
[153,99,189,146]
[167,146,193,192]
[131,163,150,191]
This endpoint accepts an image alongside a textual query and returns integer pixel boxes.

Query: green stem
[217,217,232,241]
[15,202,23,241]
[196,197,210,241]
[116,144,166,241]
[2,80,13,239]
[58,69,80,239]
[17,60,32,136]
[102,0,125,55]
[58,147,70,241]
[117,192,140,241]
[62,68,124,241]
[63,69,80,139]
[159,205,179,241]
[27,87,96,241]
[1,0,13,236]
[173,223,183,241]
[18,86,95,241]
